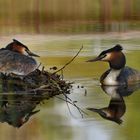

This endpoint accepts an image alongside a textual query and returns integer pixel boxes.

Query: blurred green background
[0,1,140,140]
[0,0,139,34]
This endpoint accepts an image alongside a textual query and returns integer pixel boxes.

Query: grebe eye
[100,54,107,59]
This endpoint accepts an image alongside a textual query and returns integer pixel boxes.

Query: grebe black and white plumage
[0,39,39,75]
[87,45,140,85]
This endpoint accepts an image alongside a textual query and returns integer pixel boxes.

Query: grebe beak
[86,55,104,62]
[87,108,99,112]
[26,49,40,57]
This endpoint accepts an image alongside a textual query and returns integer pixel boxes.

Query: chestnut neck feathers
[100,45,126,69]
[108,50,126,70]
[5,39,27,54]
[3,39,40,57]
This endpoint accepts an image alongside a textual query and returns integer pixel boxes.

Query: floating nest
[0,46,84,128]
[0,45,83,96]
[0,68,72,96]
[0,68,74,128]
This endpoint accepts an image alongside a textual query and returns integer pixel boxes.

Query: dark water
[0,34,139,140]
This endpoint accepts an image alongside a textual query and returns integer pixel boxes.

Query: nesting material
[0,69,71,96]
[0,46,84,128]
[0,68,73,127]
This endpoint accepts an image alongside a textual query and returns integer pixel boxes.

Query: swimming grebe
[0,39,39,75]
[87,45,140,85]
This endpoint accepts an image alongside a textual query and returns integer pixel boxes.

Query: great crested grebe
[0,39,39,75]
[87,45,140,85]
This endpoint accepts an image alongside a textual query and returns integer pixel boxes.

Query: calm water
[0,33,140,140]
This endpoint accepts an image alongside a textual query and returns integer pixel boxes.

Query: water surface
[0,33,140,140]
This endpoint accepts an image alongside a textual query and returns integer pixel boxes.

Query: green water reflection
[0,34,139,140]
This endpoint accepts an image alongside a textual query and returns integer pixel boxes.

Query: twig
[61,70,64,80]
[65,96,84,118]
[40,67,87,117]
[42,66,45,72]
[53,45,83,74]
[55,95,88,117]
[37,63,42,69]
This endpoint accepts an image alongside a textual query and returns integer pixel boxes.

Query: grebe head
[5,39,39,57]
[87,44,126,70]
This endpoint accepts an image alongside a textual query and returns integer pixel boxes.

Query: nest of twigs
[0,46,86,128]
[0,46,83,97]
[0,68,74,128]
[0,68,71,96]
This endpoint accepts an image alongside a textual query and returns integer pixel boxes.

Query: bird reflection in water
[0,93,50,128]
[87,84,140,124]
